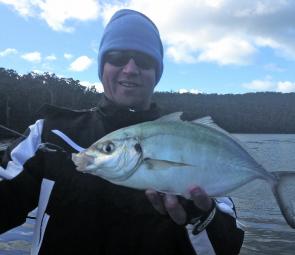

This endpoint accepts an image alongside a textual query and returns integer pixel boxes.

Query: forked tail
[272,171,295,228]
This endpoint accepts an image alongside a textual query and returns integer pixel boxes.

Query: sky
[0,0,295,94]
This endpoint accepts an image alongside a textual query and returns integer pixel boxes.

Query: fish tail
[271,171,295,228]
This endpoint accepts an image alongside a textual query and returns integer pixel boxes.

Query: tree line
[0,67,295,138]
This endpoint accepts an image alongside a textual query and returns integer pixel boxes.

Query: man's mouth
[119,81,140,88]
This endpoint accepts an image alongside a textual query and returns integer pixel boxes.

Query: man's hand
[145,186,213,225]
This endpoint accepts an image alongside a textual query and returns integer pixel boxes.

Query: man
[0,9,244,254]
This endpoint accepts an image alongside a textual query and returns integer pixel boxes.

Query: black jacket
[0,97,244,255]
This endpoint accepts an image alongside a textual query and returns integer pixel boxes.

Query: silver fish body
[72,114,295,228]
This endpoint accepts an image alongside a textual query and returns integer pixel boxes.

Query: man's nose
[122,58,140,75]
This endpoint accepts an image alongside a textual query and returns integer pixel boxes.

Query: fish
[72,112,295,228]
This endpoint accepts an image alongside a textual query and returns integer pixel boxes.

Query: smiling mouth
[119,81,140,88]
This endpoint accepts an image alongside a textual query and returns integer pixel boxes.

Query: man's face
[102,50,157,110]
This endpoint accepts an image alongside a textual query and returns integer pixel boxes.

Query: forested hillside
[1,67,294,138]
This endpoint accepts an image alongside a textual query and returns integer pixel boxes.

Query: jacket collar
[97,94,159,118]
[96,95,161,130]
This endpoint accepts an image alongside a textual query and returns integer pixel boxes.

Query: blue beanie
[98,9,164,84]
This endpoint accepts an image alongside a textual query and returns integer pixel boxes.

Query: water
[232,134,295,255]
[0,220,33,255]
[0,134,295,254]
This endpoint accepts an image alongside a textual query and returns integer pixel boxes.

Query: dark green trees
[0,67,295,138]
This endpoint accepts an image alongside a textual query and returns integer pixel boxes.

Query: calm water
[0,134,295,254]
[232,134,295,255]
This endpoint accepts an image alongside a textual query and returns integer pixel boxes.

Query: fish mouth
[72,153,96,172]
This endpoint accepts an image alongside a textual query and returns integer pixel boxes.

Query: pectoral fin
[143,158,193,170]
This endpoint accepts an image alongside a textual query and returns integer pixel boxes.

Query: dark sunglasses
[104,50,156,70]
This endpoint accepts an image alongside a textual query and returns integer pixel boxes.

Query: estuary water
[232,134,295,255]
[0,134,295,254]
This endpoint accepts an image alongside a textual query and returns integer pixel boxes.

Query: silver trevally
[72,113,295,228]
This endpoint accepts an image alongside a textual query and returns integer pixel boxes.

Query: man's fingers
[190,186,213,212]
[164,194,187,225]
[145,189,166,215]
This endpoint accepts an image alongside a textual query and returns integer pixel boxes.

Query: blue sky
[0,0,294,94]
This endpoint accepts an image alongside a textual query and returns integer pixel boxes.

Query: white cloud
[242,79,275,91]
[178,88,201,94]
[100,0,295,64]
[242,78,295,93]
[38,0,100,32]
[2,0,295,64]
[0,0,36,16]
[166,44,196,63]
[21,51,41,63]
[277,81,295,93]
[64,53,73,60]
[69,56,93,72]
[255,37,281,49]
[0,48,18,57]
[45,54,56,61]
[198,37,256,65]
[80,80,104,92]
[0,0,100,32]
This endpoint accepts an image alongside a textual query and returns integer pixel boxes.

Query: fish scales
[105,121,263,195]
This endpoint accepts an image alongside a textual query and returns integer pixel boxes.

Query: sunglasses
[104,50,156,70]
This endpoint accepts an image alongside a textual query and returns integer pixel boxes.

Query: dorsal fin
[191,116,229,135]
[155,112,183,122]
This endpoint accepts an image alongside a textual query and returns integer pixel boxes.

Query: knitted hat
[98,9,164,84]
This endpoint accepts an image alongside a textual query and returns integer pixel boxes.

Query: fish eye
[102,142,115,154]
